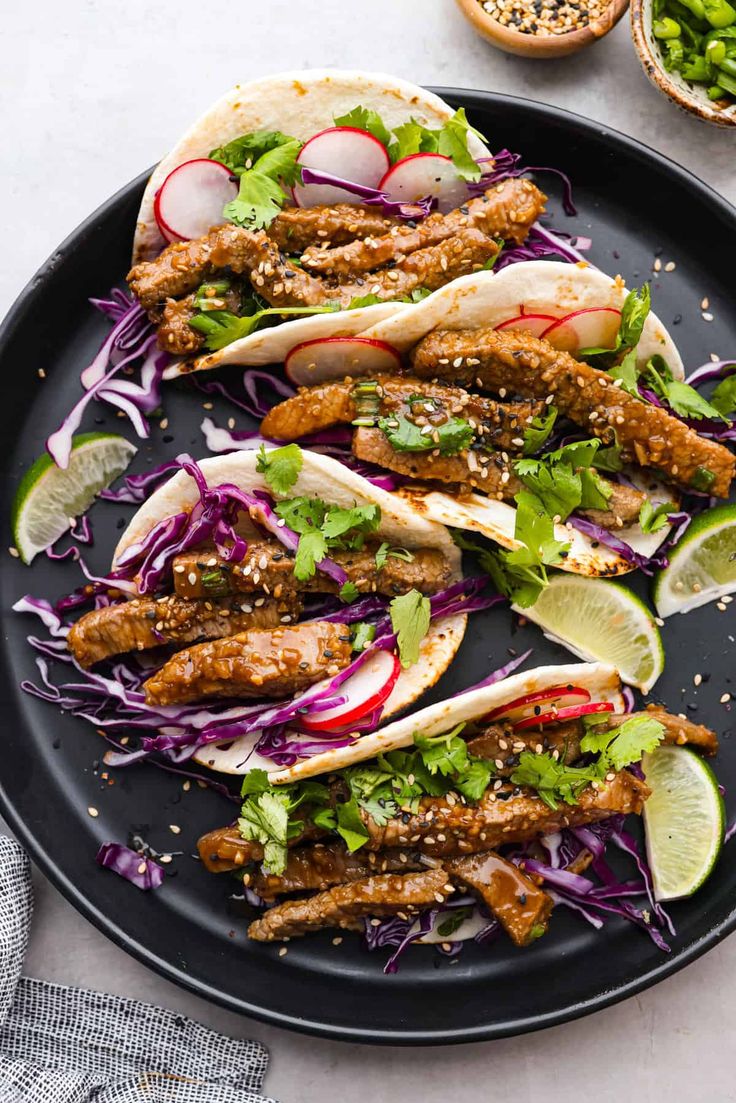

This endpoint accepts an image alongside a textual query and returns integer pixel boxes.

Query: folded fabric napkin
[0,836,277,1102]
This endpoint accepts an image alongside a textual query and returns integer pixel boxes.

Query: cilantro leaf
[619,283,652,350]
[378,413,474,455]
[580,714,665,771]
[638,499,675,534]
[522,407,558,456]
[645,357,727,422]
[415,723,469,777]
[710,371,736,417]
[514,439,604,522]
[389,589,431,669]
[240,768,271,797]
[238,790,290,874]
[437,906,474,937]
[189,305,337,351]
[321,503,380,540]
[347,292,384,310]
[210,129,301,173]
[375,542,414,571]
[339,581,360,604]
[293,529,328,581]
[256,443,303,495]
[608,348,642,397]
[510,752,601,811]
[351,621,376,652]
[387,109,485,181]
[455,759,494,802]
[512,490,568,567]
[220,134,303,230]
[579,467,612,511]
[333,105,392,149]
[592,432,623,473]
[335,796,370,852]
[274,495,326,534]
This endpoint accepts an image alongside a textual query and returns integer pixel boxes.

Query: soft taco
[65,448,489,775]
[260,260,736,584]
[196,659,718,950]
[125,69,551,375]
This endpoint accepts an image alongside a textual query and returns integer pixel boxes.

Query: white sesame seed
[169,824,181,835]
[188,572,197,586]
[701,297,710,310]
[693,673,702,687]
[8,547,19,558]
[721,693,731,704]
[703,312,714,322]
[664,261,676,272]
[87,806,99,818]
[278,947,288,956]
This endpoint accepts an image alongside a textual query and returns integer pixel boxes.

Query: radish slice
[379,154,470,214]
[300,650,401,732]
[293,127,390,207]
[484,684,591,725]
[513,700,615,731]
[285,336,402,386]
[154,159,237,243]
[495,312,560,339]
[541,307,622,354]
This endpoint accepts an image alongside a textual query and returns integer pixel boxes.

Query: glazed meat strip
[352,427,520,498]
[410,327,736,497]
[67,592,301,669]
[197,823,326,873]
[171,540,453,601]
[445,852,552,947]
[249,844,426,901]
[269,204,399,253]
[360,770,649,859]
[612,705,719,754]
[260,376,543,448]
[143,621,352,706]
[302,179,546,275]
[248,869,454,941]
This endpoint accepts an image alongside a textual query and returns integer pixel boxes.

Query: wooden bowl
[630,0,736,127]
[454,0,630,57]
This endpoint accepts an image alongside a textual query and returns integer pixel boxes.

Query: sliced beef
[410,327,736,497]
[247,868,454,941]
[466,719,583,773]
[250,843,425,901]
[158,296,204,355]
[613,705,719,754]
[67,592,301,668]
[171,541,453,601]
[269,204,399,252]
[302,179,546,275]
[142,620,352,706]
[352,427,520,499]
[446,851,553,946]
[360,770,649,858]
[260,376,542,448]
[197,823,326,873]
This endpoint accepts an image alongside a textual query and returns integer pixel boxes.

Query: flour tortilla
[269,660,624,784]
[134,69,491,376]
[114,449,467,774]
[361,260,684,378]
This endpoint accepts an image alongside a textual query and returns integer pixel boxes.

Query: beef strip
[352,427,520,498]
[445,852,553,947]
[142,620,352,706]
[580,480,647,529]
[409,327,736,497]
[171,540,453,601]
[360,770,649,858]
[158,296,203,354]
[197,823,326,873]
[250,843,426,901]
[260,376,543,447]
[67,592,301,668]
[247,868,454,941]
[302,179,546,275]
[612,705,719,754]
[269,205,399,253]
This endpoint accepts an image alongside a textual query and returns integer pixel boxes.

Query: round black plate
[1,89,735,1045]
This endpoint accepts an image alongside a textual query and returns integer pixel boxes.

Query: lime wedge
[12,433,136,563]
[513,574,664,692]
[642,745,724,901]
[653,503,736,618]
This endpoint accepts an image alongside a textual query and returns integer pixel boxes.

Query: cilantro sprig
[189,304,338,351]
[210,130,303,230]
[389,589,431,668]
[256,443,303,495]
[378,413,475,455]
[273,495,381,582]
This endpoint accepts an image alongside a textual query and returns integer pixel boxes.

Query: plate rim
[1,85,735,1045]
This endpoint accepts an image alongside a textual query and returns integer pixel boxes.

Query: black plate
[1,89,735,1045]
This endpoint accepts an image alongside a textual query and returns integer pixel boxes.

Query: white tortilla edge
[270,660,624,784]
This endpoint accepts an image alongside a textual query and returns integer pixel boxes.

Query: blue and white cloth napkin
[0,836,277,1102]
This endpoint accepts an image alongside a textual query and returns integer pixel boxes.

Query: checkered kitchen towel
[0,836,277,1102]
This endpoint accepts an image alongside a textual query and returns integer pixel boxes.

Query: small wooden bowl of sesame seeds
[455,0,629,57]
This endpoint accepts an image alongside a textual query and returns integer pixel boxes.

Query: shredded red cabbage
[99,458,183,504]
[567,516,669,575]
[298,167,435,220]
[47,293,169,469]
[497,223,592,271]
[472,153,577,217]
[96,842,165,890]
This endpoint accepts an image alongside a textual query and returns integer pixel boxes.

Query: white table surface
[3,3,736,1100]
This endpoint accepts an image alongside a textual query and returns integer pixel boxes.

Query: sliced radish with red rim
[292,127,390,208]
[541,307,622,353]
[495,312,561,339]
[154,159,238,243]
[484,684,591,725]
[379,153,470,214]
[300,650,401,732]
[512,700,615,732]
[285,336,402,386]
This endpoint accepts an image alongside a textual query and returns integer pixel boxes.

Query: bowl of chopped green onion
[631,0,736,124]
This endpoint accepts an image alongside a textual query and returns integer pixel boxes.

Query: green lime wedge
[642,745,724,901]
[653,503,736,618]
[12,433,136,564]
[512,574,664,693]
